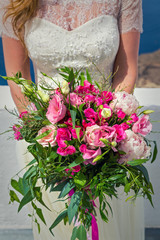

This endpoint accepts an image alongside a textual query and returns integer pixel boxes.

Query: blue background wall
[0,0,160,85]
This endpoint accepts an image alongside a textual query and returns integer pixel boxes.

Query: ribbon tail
[90,213,99,240]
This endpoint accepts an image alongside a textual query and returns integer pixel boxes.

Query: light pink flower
[80,146,101,165]
[84,125,116,149]
[132,115,152,136]
[114,124,126,142]
[110,91,139,116]
[37,125,57,147]
[56,128,71,148]
[46,94,67,124]
[118,130,151,164]
[66,93,83,107]
[57,145,76,156]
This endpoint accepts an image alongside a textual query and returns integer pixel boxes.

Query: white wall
[0,86,160,228]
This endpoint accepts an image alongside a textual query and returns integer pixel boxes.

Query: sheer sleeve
[0,1,18,39]
[118,0,143,34]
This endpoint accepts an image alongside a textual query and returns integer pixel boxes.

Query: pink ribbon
[69,189,99,240]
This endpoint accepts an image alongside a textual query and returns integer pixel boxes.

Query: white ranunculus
[101,108,112,118]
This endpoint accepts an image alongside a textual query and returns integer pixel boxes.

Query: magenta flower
[132,115,152,136]
[19,111,28,119]
[114,124,126,142]
[117,110,126,120]
[46,94,67,124]
[56,128,71,148]
[101,91,113,103]
[66,93,83,107]
[13,125,23,141]
[84,108,98,123]
[57,145,76,156]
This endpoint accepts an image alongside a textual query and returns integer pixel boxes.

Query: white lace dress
[0,0,144,239]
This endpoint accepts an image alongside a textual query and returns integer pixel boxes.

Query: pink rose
[56,128,71,148]
[114,124,126,142]
[84,108,98,123]
[57,145,76,156]
[118,130,151,164]
[82,147,102,165]
[46,94,67,124]
[132,115,152,136]
[66,93,83,107]
[84,125,116,149]
[37,125,57,147]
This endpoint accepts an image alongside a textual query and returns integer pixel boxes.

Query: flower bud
[37,90,49,102]
[101,108,112,118]
[111,141,117,147]
[61,80,70,95]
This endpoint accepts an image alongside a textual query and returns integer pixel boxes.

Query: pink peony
[114,124,126,142]
[118,130,151,164]
[109,91,139,116]
[56,128,71,148]
[46,94,67,124]
[79,145,101,165]
[132,115,152,136]
[37,125,57,147]
[66,93,83,107]
[57,145,76,156]
[84,125,116,149]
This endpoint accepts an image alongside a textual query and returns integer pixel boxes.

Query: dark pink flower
[19,111,28,119]
[132,115,152,136]
[101,91,113,103]
[13,125,23,141]
[56,128,71,148]
[117,110,126,120]
[57,145,76,156]
[84,108,98,122]
[84,95,95,103]
[121,123,130,131]
[95,97,103,106]
[128,113,139,124]
[71,128,83,139]
[114,124,126,142]
[79,144,87,153]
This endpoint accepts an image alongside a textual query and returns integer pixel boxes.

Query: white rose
[101,108,112,118]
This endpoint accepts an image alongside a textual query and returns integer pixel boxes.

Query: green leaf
[136,165,150,184]
[34,130,52,141]
[32,202,46,225]
[151,141,158,163]
[75,128,81,142]
[86,69,92,84]
[74,173,87,187]
[108,174,125,181]
[76,225,87,240]
[49,210,68,233]
[70,110,77,129]
[71,226,78,240]
[124,183,131,193]
[68,191,83,224]
[27,159,37,166]
[127,158,149,166]
[69,156,84,168]
[23,166,37,180]
[18,190,34,212]
[58,181,75,198]
[9,190,20,203]
[50,180,69,192]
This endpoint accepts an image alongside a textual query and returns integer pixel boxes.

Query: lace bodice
[0,0,143,89]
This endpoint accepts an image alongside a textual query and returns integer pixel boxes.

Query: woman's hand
[2,36,31,113]
[112,31,140,93]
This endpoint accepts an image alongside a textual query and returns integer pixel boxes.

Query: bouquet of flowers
[2,68,157,240]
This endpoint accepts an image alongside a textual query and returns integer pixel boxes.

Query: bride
[0,0,144,239]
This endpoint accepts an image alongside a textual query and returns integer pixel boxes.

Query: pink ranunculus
[84,108,98,123]
[95,97,103,106]
[57,145,76,156]
[83,147,102,165]
[46,94,67,124]
[56,128,71,148]
[121,122,130,131]
[84,94,95,103]
[109,91,139,116]
[82,120,92,129]
[37,125,57,147]
[132,115,152,136]
[13,125,23,141]
[101,91,113,103]
[114,124,126,142]
[66,93,83,107]
[117,109,126,120]
[19,111,28,119]
[71,127,84,139]
[118,130,151,164]
[84,125,116,149]
[75,80,99,94]
[79,144,87,153]
[131,113,139,123]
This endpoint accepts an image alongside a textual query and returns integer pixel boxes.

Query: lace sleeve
[118,0,143,34]
[0,1,18,39]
